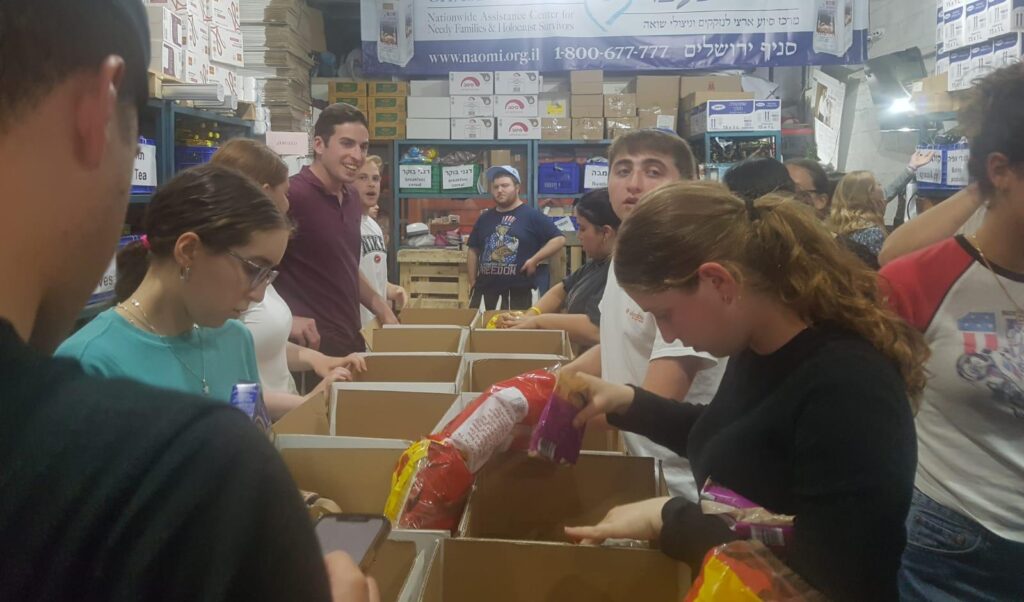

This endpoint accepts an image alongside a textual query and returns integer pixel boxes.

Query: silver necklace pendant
[201,380,211,396]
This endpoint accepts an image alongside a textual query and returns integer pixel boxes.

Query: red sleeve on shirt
[878,237,974,332]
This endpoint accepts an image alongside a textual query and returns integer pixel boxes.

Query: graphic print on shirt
[954,310,1024,418]
[361,232,387,265]
[481,215,520,277]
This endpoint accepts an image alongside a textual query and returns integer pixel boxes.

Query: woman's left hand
[510,316,541,330]
[564,497,671,545]
[312,353,367,378]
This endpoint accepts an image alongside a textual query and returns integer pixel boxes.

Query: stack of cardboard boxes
[327,82,410,140]
[569,70,605,140]
[937,0,1024,92]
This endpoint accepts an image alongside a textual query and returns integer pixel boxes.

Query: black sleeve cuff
[659,496,739,567]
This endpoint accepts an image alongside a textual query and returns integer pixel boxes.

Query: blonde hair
[210,138,288,188]
[615,181,928,404]
[364,155,383,171]
[828,171,885,236]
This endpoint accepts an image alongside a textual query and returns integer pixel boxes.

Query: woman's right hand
[310,367,353,397]
[570,373,636,429]
[290,316,321,350]
[496,312,524,329]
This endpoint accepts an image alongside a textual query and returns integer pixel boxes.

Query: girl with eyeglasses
[57,165,292,403]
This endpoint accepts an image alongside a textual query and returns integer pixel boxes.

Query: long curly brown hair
[615,181,929,406]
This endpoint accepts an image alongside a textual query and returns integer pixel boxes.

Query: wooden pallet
[397,248,470,309]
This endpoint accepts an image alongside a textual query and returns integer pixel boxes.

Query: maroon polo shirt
[275,166,365,356]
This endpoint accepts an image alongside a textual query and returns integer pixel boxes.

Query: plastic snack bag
[528,372,588,464]
[700,480,795,549]
[384,438,474,531]
[685,540,826,601]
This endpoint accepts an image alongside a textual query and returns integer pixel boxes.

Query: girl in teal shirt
[58,165,291,402]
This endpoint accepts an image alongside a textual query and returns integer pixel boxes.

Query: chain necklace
[970,234,1024,317]
[117,298,210,396]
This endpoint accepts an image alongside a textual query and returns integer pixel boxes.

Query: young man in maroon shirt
[275,104,398,356]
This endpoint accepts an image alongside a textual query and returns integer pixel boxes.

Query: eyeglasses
[227,250,279,290]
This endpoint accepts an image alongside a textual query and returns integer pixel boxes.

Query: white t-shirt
[360,215,389,327]
[241,284,298,395]
[599,261,727,502]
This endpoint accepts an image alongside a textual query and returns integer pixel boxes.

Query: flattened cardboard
[273,389,330,436]
[461,357,564,394]
[458,451,661,543]
[464,329,572,359]
[418,538,690,602]
[399,308,481,327]
[364,327,467,353]
[333,390,458,441]
[336,354,464,394]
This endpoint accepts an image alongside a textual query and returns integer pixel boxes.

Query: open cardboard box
[463,329,573,359]
[332,390,459,441]
[336,353,465,394]
[398,308,482,327]
[364,327,467,353]
[461,356,564,394]
[418,538,690,602]
[457,451,663,543]
[273,389,330,436]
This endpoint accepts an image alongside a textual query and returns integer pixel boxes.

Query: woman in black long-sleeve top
[563,182,929,602]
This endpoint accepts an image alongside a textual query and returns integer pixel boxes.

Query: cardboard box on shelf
[688,99,781,135]
[497,117,542,140]
[679,74,743,98]
[494,71,541,94]
[681,90,755,112]
[370,96,408,111]
[209,25,243,67]
[207,63,238,98]
[540,95,570,118]
[370,124,406,140]
[463,330,572,358]
[370,110,406,126]
[328,80,368,96]
[416,536,690,602]
[636,75,679,110]
[364,327,467,353]
[572,118,605,140]
[571,95,605,118]
[606,117,639,139]
[329,96,369,110]
[965,0,990,45]
[488,150,513,168]
[451,118,496,140]
[991,32,1024,69]
[146,5,186,47]
[637,108,676,130]
[398,308,482,327]
[184,51,209,84]
[407,97,452,119]
[603,94,637,118]
[450,95,494,118]
[989,0,1024,38]
[406,118,452,140]
[449,71,494,95]
[336,353,464,394]
[368,81,410,97]
[210,0,240,30]
[333,390,459,440]
[542,118,572,140]
[461,357,563,394]
[570,69,604,95]
[494,95,539,118]
[410,79,450,97]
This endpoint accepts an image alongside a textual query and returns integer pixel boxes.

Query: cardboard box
[368,81,410,97]
[494,71,541,94]
[911,74,964,113]
[370,110,406,126]
[370,96,408,111]
[540,95,570,118]
[970,39,995,80]
[399,308,482,327]
[494,95,539,118]
[364,327,467,353]
[273,389,330,436]
[146,5,186,47]
[371,124,406,140]
[417,537,690,602]
[571,95,605,118]
[333,390,459,440]
[688,99,781,135]
[604,94,637,118]
[496,118,541,140]
[681,90,755,112]
[461,357,563,394]
[450,95,494,118]
[636,75,680,116]
[678,75,743,99]
[336,353,464,394]
[572,118,605,140]
[407,97,452,119]
[991,32,1023,69]
[180,9,207,52]
[989,0,1024,38]
[329,80,368,96]
[488,150,513,168]
[606,117,639,139]
[458,451,664,542]
[945,6,967,50]
[637,108,676,130]
[376,0,415,68]
[329,96,369,110]
[449,72,494,95]
[210,0,239,30]
[207,63,238,98]
[406,118,451,140]
[965,0,990,45]
[463,330,572,358]
[948,46,974,91]
[366,539,421,602]
[570,70,604,95]
[209,25,243,67]
[542,118,572,140]
[410,80,450,97]
[451,118,496,140]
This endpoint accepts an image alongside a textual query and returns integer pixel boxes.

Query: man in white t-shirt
[355,155,406,326]
[563,130,726,501]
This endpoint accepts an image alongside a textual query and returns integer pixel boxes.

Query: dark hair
[785,158,833,196]
[722,158,797,201]
[116,165,291,301]
[313,103,369,150]
[573,188,621,230]
[0,0,149,135]
[211,138,289,187]
[960,62,1024,196]
[608,130,697,180]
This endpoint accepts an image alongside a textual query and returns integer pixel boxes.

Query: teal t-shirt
[56,309,260,402]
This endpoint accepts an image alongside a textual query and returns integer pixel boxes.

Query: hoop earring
[180,266,192,282]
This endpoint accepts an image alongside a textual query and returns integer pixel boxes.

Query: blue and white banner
[360,0,868,76]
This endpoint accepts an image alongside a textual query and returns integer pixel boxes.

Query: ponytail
[115,241,150,302]
[615,181,929,404]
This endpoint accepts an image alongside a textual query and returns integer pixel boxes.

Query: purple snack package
[529,387,586,465]
[700,479,795,549]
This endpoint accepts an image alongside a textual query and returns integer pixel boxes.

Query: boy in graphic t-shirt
[467,166,565,310]
[354,155,406,326]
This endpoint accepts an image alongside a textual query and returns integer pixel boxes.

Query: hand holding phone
[324,552,380,602]
[314,513,391,570]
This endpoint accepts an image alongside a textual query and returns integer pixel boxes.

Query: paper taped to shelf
[266,131,310,156]
[400,165,434,189]
[584,164,608,189]
[442,165,477,190]
[132,141,158,188]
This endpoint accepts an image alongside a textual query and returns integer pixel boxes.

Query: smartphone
[314,513,391,569]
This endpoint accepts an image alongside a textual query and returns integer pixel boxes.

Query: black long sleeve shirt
[608,326,917,601]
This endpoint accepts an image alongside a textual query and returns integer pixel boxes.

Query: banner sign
[360,0,868,76]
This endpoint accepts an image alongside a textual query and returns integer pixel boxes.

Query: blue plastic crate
[538,162,581,195]
[175,145,219,166]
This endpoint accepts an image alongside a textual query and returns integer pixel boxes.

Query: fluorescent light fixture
[889,97,915,114]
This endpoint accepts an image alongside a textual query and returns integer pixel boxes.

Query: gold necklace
[970,234,1024,317]
[117,298,210,396]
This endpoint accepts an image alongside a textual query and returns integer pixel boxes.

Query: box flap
[465,329,571,358]
[272,389,329,436]
[333,390,458,440]
[366,539,417,602]
[399,308,481,327]
[355,354,464,383]
[280,445,406,514]
[462,357,563,393]
[366,327,466,353]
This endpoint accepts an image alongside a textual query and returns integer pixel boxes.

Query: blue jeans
[899,489,1024,601]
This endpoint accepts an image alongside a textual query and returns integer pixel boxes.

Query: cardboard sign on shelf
[266,131,310,156]
[442,165,477,190]
[584,164,609,189]
[399,164,433,189]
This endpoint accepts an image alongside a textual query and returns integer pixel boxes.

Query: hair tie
[140,235,151,251]
[745,197,760,221]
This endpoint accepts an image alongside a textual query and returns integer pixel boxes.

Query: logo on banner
[711,104,726,110]
[584,0,634,31]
